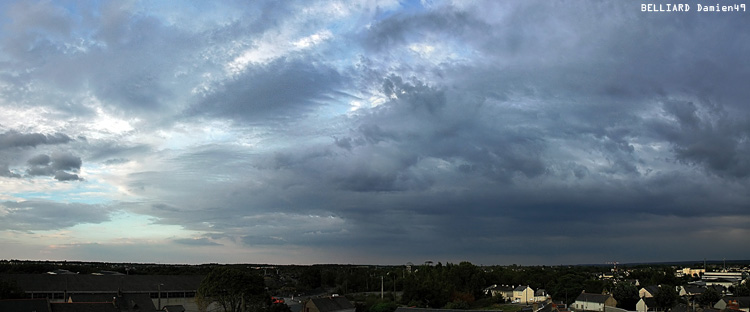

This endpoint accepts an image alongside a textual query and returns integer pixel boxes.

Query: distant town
[1,259,749,312]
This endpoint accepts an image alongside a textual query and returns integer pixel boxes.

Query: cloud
[53,171,82,181]
[0,164,21,178]
[1,0,749,264]
[173,237,222,246]
[0,200,111,231]
[25,153,83,181]
[189,56,344,122]
[0,131,72,150]
[651,99,750,178]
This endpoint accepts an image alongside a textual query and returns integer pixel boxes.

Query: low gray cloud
[189,56,344,123]
[173,237,222,246]
[0,164,21,178]
[25,153,83,181]
[651,100,750,178]
[0,131,72,150]
[0,201,111,231]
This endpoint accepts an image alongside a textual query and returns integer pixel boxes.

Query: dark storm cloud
[26,154,51,166]
[181,0,749,262]
[189,57,343,122]
[0,131,72,149]
[54,171,82,181]
[0,200,111,231]
[651,100,750,178]
[25,153,83,181]
[0,164,21,178]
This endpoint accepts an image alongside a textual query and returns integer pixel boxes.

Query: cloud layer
[0,0,748,265]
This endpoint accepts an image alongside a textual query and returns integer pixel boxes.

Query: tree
[299,267,322,290]
[196,267,269,312]
[369,301,398,312]
[654,285,678,311]
[612,282,639,310]
[697,287,721,307]
[733,284,750,297]
[0,279,24,299]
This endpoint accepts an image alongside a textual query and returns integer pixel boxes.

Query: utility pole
[381,276,384,299]
[157,283,163,310]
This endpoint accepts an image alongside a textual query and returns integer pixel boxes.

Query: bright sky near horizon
[0,0,749,265]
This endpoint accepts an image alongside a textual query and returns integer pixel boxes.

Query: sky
[0,0,749,266]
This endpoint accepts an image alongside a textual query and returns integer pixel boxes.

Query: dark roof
[535,289,547,296]
[0,274,204,293]
[66,293,155,312]
[486,284,513,291]
[537,302,558,312]
[642,286,660,296]
[69,294,115,302]
[0,299,51,312]
[113,294,156,312]
[515,285,531,291]
[162,305,185,312]
[683,286,705,295]
[575,293,612,304]
[51,302,119,312]
[639,297,656,307]
[309,297,354,312]
[395,308,503,312]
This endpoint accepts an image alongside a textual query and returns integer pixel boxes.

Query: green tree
[733,284,750,297]
[697,287,721,307]
[269,303,293,312]
[0,279,24,299]
[369,301,398,312]
[654,285,678,311]
[612,282,639,310]
[196,267,268,312]
[299,267,322,290]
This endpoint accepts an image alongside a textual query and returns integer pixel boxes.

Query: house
[714,297,750,312]
[537,301,570,312]
[0,299,52,312]
[703,272,745,288]
[0,299,122,312]
[485,284,514,301]
[51,302,119,312]
[162,305,186,312]
[68,293,157,312]
[573,293,616,312]
[395,308,502,312]
[534,289,550,303]
[636,297,656,312]
[639,286,660,298]
[0,274,203,312]
[678,285,706,297]
[514,285,535,304]
[302,297,355,312]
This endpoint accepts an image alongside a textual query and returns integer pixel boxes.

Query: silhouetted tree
[697,287,721,307]
[0,279,24,299]
[196,267,268,312]
[612,282,639,310]
[735,284,750,297]
[654,285,678,311]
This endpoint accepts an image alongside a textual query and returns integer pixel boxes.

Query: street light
[157,283,165,310]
